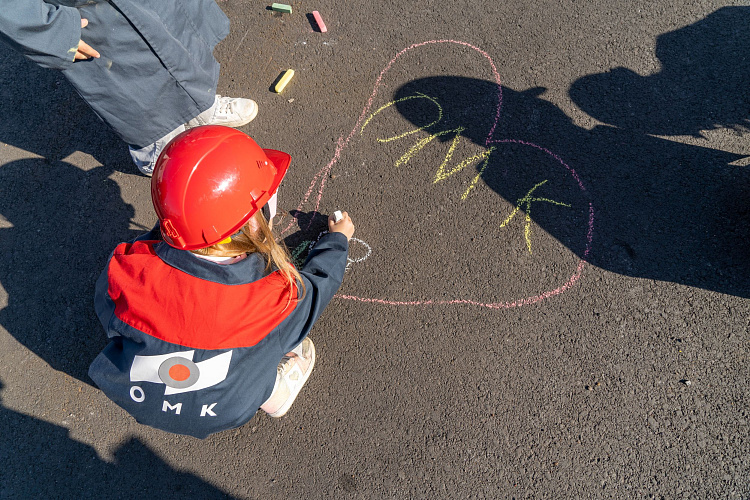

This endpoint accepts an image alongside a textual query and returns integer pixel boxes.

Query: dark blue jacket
[89,229,349,438]
[0,0,228,146]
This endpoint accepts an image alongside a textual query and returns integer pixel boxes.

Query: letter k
[200,403,218,417]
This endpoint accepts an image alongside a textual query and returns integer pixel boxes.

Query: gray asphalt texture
[1,1,749,498]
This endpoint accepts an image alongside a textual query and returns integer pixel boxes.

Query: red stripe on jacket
[106,241,298,350]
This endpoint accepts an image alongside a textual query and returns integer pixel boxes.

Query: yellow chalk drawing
[392,125,494,200]
[394,126,464,167]
[361,94,571,207]
[500,180,571,254]
[360,92,443,143]
[442,147,496,200]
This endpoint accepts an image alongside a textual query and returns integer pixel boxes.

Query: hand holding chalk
[329,211,354,240]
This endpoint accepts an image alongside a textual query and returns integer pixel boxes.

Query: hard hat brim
[263,149,291,195]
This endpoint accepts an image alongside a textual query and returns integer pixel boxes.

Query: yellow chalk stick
[274,69,295,93]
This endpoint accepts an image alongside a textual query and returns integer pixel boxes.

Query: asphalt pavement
[1,0,748,498]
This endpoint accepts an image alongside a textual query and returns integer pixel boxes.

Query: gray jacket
[0,0,229,146]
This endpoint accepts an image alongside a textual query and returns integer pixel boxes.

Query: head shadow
[570,6,750,137]
[392,71,749,297]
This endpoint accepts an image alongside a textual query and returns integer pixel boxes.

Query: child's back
[89,126,354,438]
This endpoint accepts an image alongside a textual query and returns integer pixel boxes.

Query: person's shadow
[570,6,750,138]
[0,51,143,383]
[0,379,236,499]
[0,46,133,167]
[390,8,749,297]
[0,158,142,382]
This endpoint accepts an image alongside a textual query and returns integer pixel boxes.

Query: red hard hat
[151,125,290,250]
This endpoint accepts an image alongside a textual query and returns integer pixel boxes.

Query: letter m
[162,400,182,415]
[395,127,495,200]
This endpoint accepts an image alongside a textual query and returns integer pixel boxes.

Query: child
[88,125,354,439]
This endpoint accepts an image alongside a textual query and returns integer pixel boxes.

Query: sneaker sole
[268,341,316,418]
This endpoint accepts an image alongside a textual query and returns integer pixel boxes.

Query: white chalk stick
[333,210,343,222]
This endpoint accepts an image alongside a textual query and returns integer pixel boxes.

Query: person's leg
[128,124,186,176]
[259,337,316,417]
[128,93,260,175]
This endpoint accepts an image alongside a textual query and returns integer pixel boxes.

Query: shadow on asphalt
[0,380,236,499]
[393,7,750,298]
[283,210,331,265]
[0,50,134,167]
[570,6,750,138]
[0,53,141,383]
[0,159,140,383]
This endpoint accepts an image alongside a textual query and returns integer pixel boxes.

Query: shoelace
[215,98,236,116]
[277,355,294,375]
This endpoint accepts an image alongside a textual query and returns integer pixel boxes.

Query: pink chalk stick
[312,10,327,32]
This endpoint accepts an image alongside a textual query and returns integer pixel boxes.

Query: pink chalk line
[281,40,595,308]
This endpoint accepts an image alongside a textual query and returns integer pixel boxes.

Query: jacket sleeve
[0,1,81,70]
[277,232,349,352]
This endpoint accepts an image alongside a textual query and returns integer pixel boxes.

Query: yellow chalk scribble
[360,93,501,201]
[395,126,464,168]
[449,147,496,200]
[360,92,443,143]
[500,180,571,254]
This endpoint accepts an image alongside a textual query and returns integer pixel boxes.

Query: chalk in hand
[333,210,343,223]
[271,3,292,13]
[312,11,327,32]
[274,69,295,93]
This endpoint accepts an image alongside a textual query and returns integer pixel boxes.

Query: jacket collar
[155,242,267,285]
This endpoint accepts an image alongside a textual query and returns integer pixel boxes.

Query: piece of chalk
[312,11,327,32]
[271,3,292,13]
[333,210,343,222]
[274,69,294,93]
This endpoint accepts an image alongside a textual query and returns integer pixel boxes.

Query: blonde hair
[191,211,305,301]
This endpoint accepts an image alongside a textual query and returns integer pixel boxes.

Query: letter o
[130,386,145,403]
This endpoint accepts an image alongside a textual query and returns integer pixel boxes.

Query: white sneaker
[260,338,316,418]
[187,95,258,128]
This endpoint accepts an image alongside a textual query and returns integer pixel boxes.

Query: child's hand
[328,211,354,240]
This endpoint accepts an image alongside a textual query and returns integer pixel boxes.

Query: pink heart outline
[282,40,595,309]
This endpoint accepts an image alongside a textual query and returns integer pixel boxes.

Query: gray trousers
[128,96,219,175]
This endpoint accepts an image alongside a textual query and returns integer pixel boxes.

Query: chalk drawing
[280,40,595,309]
[291,231,373,271]
[360,92,444,143]
[361,93,494,200]
[346,237,372,270]
[290,239,311,267]
[499,180,572,255]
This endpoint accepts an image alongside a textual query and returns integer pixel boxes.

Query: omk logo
[128,350,232,417]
